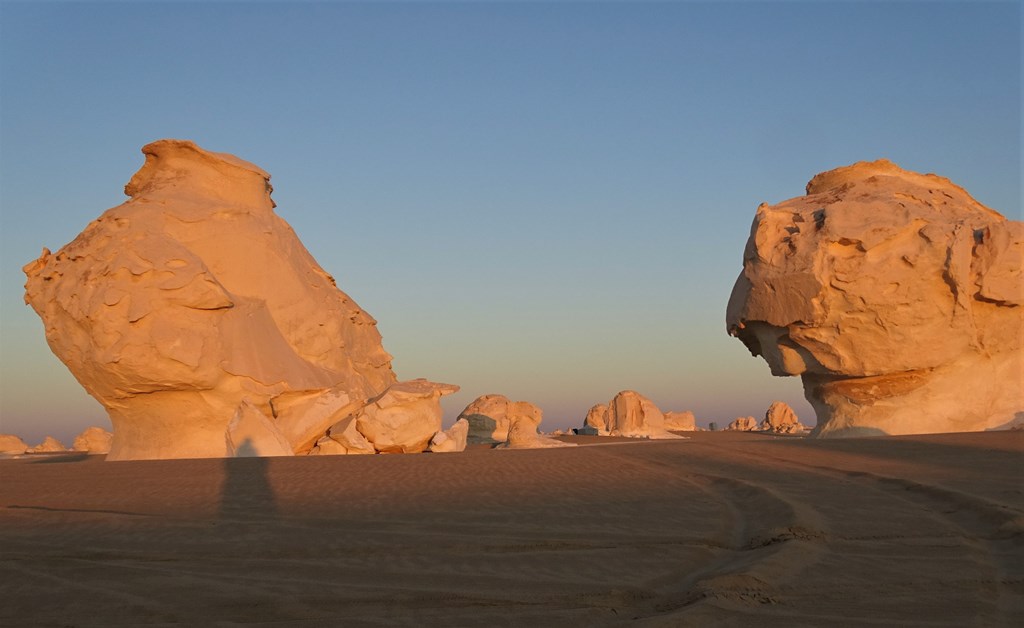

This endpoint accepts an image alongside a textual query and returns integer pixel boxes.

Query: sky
[0,1,1020,445]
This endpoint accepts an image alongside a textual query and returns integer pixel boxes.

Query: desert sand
[2,431,1021,626]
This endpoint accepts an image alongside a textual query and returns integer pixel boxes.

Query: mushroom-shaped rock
[429,418,469,453]
[0,434,28,455]
[349,379,459,454]
[583,404,610,435]
[22,139,457,460]
[606,391,686,440]
[664,410,697,431]
[727,417,758,432]
[458,394,543,444]
[72,426,113,454]
[727,160,1023,437]
[760,401,805,434]
[28,437,67,453]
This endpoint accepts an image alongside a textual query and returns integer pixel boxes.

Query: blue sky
[1,1,1020,444]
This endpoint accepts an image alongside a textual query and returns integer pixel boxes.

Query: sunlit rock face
[72,426,113,454]
[24,139,453,459]
[727,160,1023,437]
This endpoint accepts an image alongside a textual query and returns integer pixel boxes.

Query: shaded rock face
[727,160,1023,437]
[24,139,453,459]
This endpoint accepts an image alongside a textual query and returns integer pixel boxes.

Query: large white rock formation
[727,160,1023,437]
[496,418,574,449]
[582,391,686,439]
[726,417,758,432]
[23,139,456,459]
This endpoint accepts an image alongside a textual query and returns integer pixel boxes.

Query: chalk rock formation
[604,391,686,439]
[727,417,758,432]
[496,417,574,449]
[0,435,28,455]
[727,160,1023,437]
[760,401,805,434]
[584,404,610,435]
[72,426,113,454]
[664,410,697,431]
[348,380,459,454]
[23,139,454,459]
[28,436,67,453]
[311,417,375,455]
[429,418,469,453]
[459,395,543,444]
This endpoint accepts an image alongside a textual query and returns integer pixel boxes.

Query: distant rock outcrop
[28,436,67,453]
[580,391,686,440]
[760,401,805,434]
[459,395,543,444]
[726,417,758,432]
[72,426,113,454]
[496,418,573,449]
[23,139,456,459]
[727,160,1023,437]
[664,410,697,431]
[0,434,28,455]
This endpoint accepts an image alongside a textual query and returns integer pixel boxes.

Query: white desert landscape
[1,138,1021,626]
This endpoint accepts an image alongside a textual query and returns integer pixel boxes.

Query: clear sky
[0,1,1020,445]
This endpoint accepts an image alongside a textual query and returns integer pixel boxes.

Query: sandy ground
[1,431,1021,627]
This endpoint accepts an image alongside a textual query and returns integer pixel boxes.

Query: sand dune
[1,431,1021,626]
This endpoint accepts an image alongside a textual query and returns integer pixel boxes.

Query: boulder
[605,391,685,440]
[28,436,67,453]
[760,401,805,434]
[350,379,459,453]
[0,434,28,455]
[664,410,697,431]
[583,404,610,435]
[727,159,1023,437]
[459,394,543,444]
[23,139,452,459]
[428,418,469,453]
[496,417,574,449]
[71,426,113,454]
[726,417,758,431]
[310,416,375,455]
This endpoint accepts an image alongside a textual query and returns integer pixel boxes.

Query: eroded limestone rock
[72,426,113,454]
[23,140,453,459]
[496,417,574,449]
[604,391,686,440]
[429,418,469,453]
[459,394,543,444]
[0,434,28,455]
[664,410,697,431]
[727,417,758,432]
[760,401,806,434]
[727,160,1023,436]
[584,404,610,435]
[28,436,67,453]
